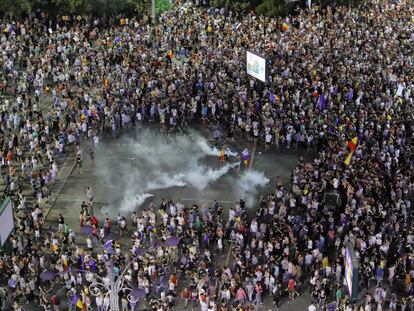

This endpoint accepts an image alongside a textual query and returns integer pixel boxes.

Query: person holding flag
[238,148,250,173]
[72,293,84,310]
[219,147,225,163]
[344,137,358,166]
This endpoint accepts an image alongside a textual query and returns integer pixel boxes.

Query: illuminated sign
[246,50,268,82]
[344,244,359,303]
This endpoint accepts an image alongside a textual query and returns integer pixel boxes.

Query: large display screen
[344,246,353,296]
[0,198,14,246]
[246,50,267,82]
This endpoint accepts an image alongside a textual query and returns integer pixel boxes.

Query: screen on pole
[246,50,267,82]
[344,244,359,302]
[0,197,14,246]
[344,246,353,297]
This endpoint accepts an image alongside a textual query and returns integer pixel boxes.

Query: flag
[318,93,326,111]
[72,294,83,309]
[104,239,114,254]
[344,151,354,166]
[347,137,358,152]
[9,278,17,288]
[80,254,85,271]
[269,91,275,103]
[347,88,354,100]
[90,259,96,271]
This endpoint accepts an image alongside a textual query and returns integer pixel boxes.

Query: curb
[44,158,77,220]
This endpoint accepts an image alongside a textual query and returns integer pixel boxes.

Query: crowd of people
[0,0,414,310]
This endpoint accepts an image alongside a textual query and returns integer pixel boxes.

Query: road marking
[180,198,235,204]
[224,240,234,267]
[248,140,257,170]
[54,197,109,204]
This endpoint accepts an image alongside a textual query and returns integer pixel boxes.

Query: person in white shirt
[265,133,272,151]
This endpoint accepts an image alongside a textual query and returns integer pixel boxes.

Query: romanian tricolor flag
[344,151,354,166]
[72,294,83,309]
[344,137,358,166]
[344,136,358,165]
[347,137,358,152]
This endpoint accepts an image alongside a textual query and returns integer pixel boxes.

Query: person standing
[86,187,94,205]
[96,293,104,311]
[76,151,82,174]
[254,282,262,307]
[58,214,65,233]
[182,288,191,308]
[104,214,112,235]
[219,148,225,163]
[288,277,297,300]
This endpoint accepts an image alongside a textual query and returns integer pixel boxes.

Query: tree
[0,0,33,15]
[211,0,249,10]
[126,0,151,13]
[155,0,171,15]
[49,0,84,14]
[255,0,288,16]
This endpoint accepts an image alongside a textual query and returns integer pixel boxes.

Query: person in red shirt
[181,287,190,308]
[254,282,262,306]
[6,150,13,164]
[288,277,298,300]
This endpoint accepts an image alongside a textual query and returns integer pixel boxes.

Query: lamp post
[152,0,156,25]
[89,257,138,311]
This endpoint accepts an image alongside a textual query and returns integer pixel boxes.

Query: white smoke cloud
[194,139,238,158]
[95,131,268,213]
[147,173,187,189]
[184,162,239,190]
[119,193,154,213]
[237,170,270,207]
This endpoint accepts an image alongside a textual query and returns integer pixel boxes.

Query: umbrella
[131,288,146,299]
[165,237,180,247]
[80,225,93,235]
[40,271,56,281]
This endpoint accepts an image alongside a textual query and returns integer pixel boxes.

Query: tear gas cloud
[235,170,270,207]
[96,130,269,213]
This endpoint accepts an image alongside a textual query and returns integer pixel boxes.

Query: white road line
[55,198,109,204]
[180,198,235,204]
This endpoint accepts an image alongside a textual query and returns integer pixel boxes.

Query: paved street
[30,126,318,311]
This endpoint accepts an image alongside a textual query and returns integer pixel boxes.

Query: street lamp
[152,0,156,24]
[88,257,139,311]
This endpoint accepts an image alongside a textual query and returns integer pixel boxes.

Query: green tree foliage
[255,0,287,16]
[211,0,249,10]
[126,0,151,13]
[0,0,365,17]
[49,0,80,14]
[0,0,34,15]
[156,0,171,15]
